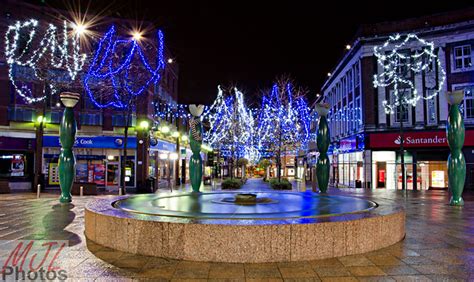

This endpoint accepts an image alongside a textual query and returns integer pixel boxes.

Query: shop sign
[339,136,357,152]
[150,139,176,152]
[0,137,35,150]
[43,136,137,149]
[368,130,474,149]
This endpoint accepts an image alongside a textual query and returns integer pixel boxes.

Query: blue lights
[84,26,165,109]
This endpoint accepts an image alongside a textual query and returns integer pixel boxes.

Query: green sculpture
[189,105,204,192]
[446,90,466,206]
[58,92,80,203]
[315,103,330,193]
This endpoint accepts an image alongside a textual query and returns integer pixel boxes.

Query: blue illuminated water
[113,192,377,220]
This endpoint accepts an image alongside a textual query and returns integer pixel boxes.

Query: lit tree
[373,33,445,190]
[4,19,87,189]
[202,86,257,178]
[257,77,310,182]
[84,26,165,194]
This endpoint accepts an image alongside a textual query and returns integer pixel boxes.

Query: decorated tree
[202,86,257,178]
[4,19,87,189]
[256,77,310,182]
[373,33,445,190]
[84,26,165,194]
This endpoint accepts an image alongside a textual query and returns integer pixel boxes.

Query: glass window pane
[456,59,463,69]
[455,47,462,57]
[463,46,471,55]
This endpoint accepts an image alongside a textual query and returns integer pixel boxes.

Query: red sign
[368,130,474,149]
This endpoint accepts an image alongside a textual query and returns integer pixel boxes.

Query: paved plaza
[0,179,473,281]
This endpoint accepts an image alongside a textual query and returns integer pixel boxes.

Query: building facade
[0,0,181,192]
[319,9,474,190]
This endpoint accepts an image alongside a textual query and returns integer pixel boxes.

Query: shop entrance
[106,161,120,191]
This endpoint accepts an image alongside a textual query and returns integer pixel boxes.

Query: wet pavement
[0,179,473,281]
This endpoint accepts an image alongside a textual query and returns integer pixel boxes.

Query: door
[106,161,120,190]
[377,162,386,188]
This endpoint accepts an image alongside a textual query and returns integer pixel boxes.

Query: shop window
[453,45,472,71]
[8,107,34,122]
[354,62,360,87]
[426,90,437,125]
[454,84,474,120]
[390,90,412,126]
[81,113,103,126]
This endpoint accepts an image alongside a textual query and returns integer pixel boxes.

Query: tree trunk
[120,107,132,195]
[34,87,49,192]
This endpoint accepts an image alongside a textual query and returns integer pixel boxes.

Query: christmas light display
[5,19,87,103]
[84,25,165,109]
[257,83,311,152]
[202,86,259,163]
[373,33,446,114]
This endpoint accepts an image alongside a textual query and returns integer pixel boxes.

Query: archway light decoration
[373,33,446,114]
[5,19,87,103]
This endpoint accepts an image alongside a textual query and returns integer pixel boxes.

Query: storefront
[149,139,190,186]
[0,137,35,191]
[43,136,137,191]
[332,135,365,188]
[367,130,474,190]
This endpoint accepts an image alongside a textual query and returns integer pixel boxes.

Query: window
[454,84,474,120]
[355,96,362,129]
[390,90,411,126]
[348,102,354,132]
[348,69,353,93]
[426,90,437,125]
[354,62,360,87]
[453,45,472,70]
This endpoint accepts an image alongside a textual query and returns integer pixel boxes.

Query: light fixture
[72,22,87,36]
[172,131,179,138]
[139,120,149,130]
[181,135,188,142]
[132,31,142,41]
[160,125,170,134]
[107,155,115,161]
[327,72,331,77]
[167,58,173,64]
[345,44,351,50]
[37,115,44,123]
[56,102,61,107]
[169,153,178,160]
[159,153,168,160]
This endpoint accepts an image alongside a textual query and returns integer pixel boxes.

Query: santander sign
[393,135,446,146]
[368,130,474,149]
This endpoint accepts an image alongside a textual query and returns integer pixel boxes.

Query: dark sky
[41,1,474,105]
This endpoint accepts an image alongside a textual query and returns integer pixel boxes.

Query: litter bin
[146,176,156,192]
[355,180,362,188]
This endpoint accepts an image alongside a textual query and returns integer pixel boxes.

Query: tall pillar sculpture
[315,103,330,193]
[446,90,466,206]
[58,92,80,203]
[189,104,204,192]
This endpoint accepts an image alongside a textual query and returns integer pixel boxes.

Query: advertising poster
[94,164,105,185]
[48,163,60,185]
[75,163,88,183]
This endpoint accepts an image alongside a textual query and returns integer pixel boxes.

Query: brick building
[319,8,474,190]
[0,1,180,192]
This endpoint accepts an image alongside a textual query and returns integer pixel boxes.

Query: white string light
[5,19,87,103]
[373,33,446,114]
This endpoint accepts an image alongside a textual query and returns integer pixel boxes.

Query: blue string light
[84,26,165,109]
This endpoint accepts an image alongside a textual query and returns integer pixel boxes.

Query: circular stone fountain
[85,192,405,263]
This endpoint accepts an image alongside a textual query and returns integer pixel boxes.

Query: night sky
[41,1,474,105]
